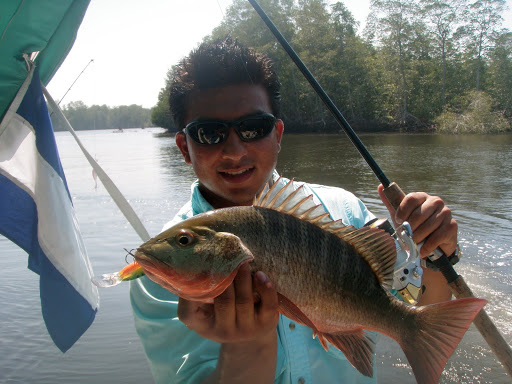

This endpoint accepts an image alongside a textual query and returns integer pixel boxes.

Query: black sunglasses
[183,113,276,145]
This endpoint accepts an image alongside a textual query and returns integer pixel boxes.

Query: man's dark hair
[169,36,281,129]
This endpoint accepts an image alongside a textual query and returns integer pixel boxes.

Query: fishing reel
[366,218,423,305]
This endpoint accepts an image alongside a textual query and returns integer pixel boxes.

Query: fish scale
[149,205,400,333]
[132,179,487,384]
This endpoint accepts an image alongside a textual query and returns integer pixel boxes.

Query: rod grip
[382,182,406,211]
[383,182,459,276]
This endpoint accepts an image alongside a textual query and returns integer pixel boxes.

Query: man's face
[175,83,284,208]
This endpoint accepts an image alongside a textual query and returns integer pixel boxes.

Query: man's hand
[177,262,279,343]
[178,263,280,384]
[378,185,456,304]
[378,185,458,258]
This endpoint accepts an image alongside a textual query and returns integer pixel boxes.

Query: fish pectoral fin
[277,292,375,378]
[322,330,375,378]
[277,293,318,330]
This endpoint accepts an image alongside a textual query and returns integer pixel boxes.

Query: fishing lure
[92,252,144,288]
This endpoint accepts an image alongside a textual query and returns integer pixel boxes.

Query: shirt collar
[190,180,214,216]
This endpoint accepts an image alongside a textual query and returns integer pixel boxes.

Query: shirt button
[298,378,306,384]
[289,322,296,330]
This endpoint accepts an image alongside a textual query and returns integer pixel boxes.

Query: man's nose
[221,127,248,159]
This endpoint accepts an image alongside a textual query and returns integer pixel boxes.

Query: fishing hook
[123,248,136,264]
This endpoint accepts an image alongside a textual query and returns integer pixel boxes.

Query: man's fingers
[253,271,279,327]
[418,215,458,257]
[177,297,198,326]
[213,280,236,337]
[393,192,429,226]
[178,265,279,343]
[178,297,213,332]
[378,186,458,258]
[377,184,396,223]
[233,263,256,332]
[409,201,447,239]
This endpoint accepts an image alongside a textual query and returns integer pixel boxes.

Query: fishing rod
[246,0,512,377]
[58,58,94,106]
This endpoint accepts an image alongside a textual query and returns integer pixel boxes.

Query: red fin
[339,227,397,290]
[277,293,317,329]
[400,297,487,384]
[278,293,375,377]
[323,331,375,378]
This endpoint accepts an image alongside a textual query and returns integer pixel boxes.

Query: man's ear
[175,132,192,164]
[275,119,284,152]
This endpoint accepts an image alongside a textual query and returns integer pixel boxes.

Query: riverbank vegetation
[152,0,511,134]
[52,101,152,131]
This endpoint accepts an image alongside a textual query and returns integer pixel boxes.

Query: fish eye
[176,231,194,247]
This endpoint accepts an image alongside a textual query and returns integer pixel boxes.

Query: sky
[46,0,372,109]
[47,0,511,110]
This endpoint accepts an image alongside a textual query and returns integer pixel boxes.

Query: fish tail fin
[400,297,487,384]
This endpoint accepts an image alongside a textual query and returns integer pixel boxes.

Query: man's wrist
[422,243,462,271]
[216,331,278,384]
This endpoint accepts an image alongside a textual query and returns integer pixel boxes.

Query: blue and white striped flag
[0,67,98,352]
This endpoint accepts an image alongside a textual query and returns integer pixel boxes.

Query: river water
[1,128,511,383]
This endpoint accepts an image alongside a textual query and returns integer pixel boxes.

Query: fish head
[134,223,254,302]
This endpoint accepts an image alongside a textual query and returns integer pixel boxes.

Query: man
[130,37,457,383]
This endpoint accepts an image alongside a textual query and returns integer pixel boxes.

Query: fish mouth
[134,250,254,302]
[133,251,165,275]
[133,250,184,295]
[134,249,161,267]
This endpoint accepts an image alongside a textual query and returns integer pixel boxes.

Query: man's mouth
[219,167,255,182]
[223,168,251,175]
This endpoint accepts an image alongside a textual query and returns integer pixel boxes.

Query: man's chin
[212,188,259,208]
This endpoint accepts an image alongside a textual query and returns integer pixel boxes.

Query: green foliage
[52,101,153,131]
[435,91,510,133]
[463,0,507,90]
[150,0,511,133]
[151,68,174,130]
[487,32,512,118]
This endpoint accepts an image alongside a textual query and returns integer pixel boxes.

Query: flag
[0,67,98,352]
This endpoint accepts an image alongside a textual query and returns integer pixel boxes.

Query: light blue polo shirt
[130,172,378,384]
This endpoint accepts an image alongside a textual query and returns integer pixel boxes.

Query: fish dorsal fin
[338,226,396,290]
[254,178,396,290]
[254,177,343,228]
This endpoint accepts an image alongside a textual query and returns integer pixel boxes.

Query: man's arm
[378,186,455,305]
[178,263,280,384]
[419,268,452,304]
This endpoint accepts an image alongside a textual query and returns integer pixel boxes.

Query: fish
[132,179,486,384]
